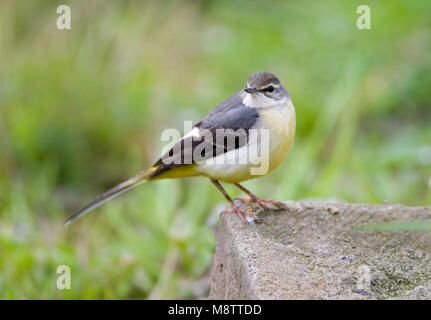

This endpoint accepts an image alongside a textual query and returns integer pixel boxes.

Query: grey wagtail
[65,72,296,226]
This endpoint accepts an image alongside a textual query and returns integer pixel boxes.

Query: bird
[65,72,296,226]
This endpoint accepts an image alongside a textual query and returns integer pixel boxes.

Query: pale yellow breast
[258,99,296,174]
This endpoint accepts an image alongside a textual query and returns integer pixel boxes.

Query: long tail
[64,168,156,227]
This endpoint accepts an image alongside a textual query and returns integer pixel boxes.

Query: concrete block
[209,201,431,299]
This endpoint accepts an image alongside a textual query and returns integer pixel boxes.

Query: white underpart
[242,92,287,109]
[196,140,262,182]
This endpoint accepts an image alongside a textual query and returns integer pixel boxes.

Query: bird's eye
[267,85,274,92]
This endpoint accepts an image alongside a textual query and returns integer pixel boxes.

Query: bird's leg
[234,183,286,210]
[210,179,262,223]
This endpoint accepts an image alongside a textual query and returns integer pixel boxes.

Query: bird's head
[243,72,289,105]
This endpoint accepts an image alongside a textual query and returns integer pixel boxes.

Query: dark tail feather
[64,169,154,227]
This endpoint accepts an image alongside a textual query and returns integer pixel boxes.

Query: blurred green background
[0,0,430,299]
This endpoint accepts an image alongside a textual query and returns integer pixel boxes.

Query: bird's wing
[148,91,259,179]
[198,91,259,131]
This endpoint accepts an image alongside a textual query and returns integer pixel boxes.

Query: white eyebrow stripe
[246,83,280,89]
[263,83,280,89]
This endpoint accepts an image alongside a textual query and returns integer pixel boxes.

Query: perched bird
[65,72,296,226]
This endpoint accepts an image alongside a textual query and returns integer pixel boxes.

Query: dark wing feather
[199,91,259,131]
[150,91,259,178]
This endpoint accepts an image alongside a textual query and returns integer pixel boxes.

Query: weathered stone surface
[209,201,431,300]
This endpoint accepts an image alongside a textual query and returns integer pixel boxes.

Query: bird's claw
[236,197,287,211]
[220,206,264,224]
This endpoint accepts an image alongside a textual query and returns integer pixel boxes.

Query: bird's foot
[236,197,287,211]
[221,205,264,224]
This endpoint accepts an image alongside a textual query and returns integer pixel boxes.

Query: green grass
[354,221,431,232]
[0,0,430,299]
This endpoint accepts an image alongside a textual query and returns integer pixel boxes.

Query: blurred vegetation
[0,0,430,299]
[355,221,431,232]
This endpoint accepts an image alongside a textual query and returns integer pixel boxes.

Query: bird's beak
[244,87,258,94]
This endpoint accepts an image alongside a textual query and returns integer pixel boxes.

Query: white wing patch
[183,127,200,139]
